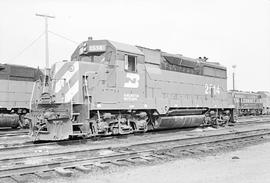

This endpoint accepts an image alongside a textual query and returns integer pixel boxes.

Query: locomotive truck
[0,63,43,128]
[29,38,235,141]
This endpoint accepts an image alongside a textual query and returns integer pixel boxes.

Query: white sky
[0,0,269,92]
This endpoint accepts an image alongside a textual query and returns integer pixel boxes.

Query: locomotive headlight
[97,103,102,108]
[79,47,84,55]
[82,42,88,52]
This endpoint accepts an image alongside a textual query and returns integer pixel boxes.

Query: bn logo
[124,73,140,88]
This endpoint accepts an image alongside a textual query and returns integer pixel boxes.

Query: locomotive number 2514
[205,84,220,95]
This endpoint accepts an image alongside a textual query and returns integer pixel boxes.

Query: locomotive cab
[30,39,148,141]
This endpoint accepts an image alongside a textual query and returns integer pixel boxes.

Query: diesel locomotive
[29,38,235,141]
[0,63,43,128]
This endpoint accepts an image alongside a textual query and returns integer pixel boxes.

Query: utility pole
[36,13,55,92]
[36,13,54,69]
[232,65,236,91]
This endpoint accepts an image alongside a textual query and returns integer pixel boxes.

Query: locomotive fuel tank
[156,115,205,129]
[0,114,20,128]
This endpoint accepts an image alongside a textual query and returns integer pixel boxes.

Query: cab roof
[109,40,144,55]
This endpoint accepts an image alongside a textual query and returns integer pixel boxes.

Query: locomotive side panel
[145,65,229,113]
[114,51,146,109]
[0,64,40,111]
[0,80,34,109]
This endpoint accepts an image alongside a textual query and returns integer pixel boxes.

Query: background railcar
[0,63,42,128]
[257,91,270,115]
[229,90,263,116]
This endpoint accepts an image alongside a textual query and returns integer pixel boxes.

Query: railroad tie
[75,165,92,173]
[0,177,16,183]
[151,154,166,159]
[162,152,177,157]
[10,174,39,182]
[110,160,128,166]
[10,175,26,183]
[139,156,154,161]
[127,157,148,163]
[54,167,73,177]
[179,150,191,155]
[125,158,137,164]
[35,171,52,179]
[93,162,109,169]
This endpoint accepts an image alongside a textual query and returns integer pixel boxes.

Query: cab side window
[125,55,137,72]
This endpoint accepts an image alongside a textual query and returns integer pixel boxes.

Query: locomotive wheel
[11,124,19,129]
[112,127,119,135]
[19,115,30,129]
[145,123,154,132]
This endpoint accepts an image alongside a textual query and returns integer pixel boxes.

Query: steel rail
[0,128,268,163]
[0,119,269,160]
[0,130,28,137]
[0,128,269,179]
[0,117,270,152]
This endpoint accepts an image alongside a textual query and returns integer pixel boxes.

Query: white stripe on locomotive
[55,62,79,93]
[54,62,66,77]
[65,80,79,102]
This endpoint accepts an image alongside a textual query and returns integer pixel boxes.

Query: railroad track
[0,127,270,182]
[0,117,270,154]
[237,115,270,123]
[235,119,270,126]
[0,115,267,137]
[0,129,28,138]
[238,115,270,120]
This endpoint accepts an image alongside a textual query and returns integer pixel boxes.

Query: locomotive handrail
[83,71,98,119]
[84,74,90,119]
[66,81,73,118]
[29,81,37,112]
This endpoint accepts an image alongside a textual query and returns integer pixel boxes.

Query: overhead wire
[48,31,79,45]
[8,32,45,62]
[7,30,78,63]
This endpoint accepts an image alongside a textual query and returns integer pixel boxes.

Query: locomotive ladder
[70,76,93,136]
[66,82,85,136]
[85,79,91,120]
[83,73,97,135]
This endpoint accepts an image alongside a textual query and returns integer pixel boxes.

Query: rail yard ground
[0,116,270,183]
[62,139,270,183]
